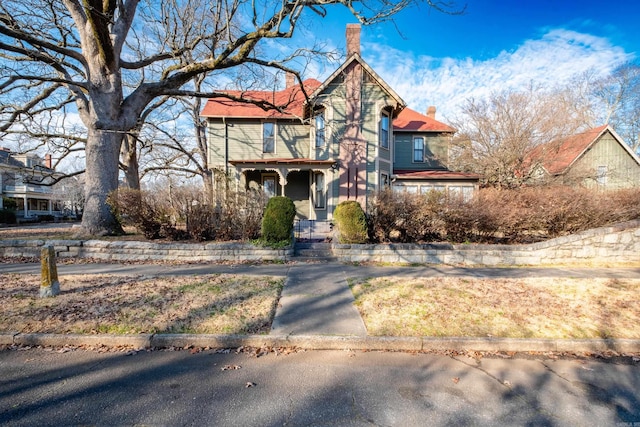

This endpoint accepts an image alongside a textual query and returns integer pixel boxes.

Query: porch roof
[229,158,335,167]
[394,169,481,181]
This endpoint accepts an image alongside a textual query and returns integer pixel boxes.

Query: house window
[263,122,275,153]
[597,165,608,185]
[262,175,276,198]
[315,112,325,148]
[379,113,389,149]
[314,172,325,209]
[413,137,424,162]
[448,186,474,202]
[405,185,418,194]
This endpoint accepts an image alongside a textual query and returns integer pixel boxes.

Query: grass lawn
[0,274,283,335]
[348,276,640,339]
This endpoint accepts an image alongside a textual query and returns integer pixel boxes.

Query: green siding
[569,132,640,189]
[207,121,226,168]
[394,133,449,170]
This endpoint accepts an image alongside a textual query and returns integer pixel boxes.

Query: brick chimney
[346,24,361,56]
[426,106,436,119]
[45,154,52,169]
[285,71,296,89]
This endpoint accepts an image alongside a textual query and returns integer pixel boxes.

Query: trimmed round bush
[261,196,296,244]
[334,200,368,243]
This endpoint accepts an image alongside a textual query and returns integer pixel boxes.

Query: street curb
[2,333,640,353]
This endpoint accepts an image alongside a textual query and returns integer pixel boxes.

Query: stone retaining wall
[0,239,293,262]
[1,220,638,265]
[332,220,640,266]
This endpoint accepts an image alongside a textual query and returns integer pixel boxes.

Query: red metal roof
[200,79,322,119]
[529,125,608,175]
[393,107,455,133]
[394,169,480,180]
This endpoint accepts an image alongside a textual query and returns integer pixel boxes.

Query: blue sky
[290,0,639,121]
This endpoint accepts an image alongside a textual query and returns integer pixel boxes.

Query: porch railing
[294,219,333,242]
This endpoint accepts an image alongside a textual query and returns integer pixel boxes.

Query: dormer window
[315,112,325,148]
[379,112,389,149]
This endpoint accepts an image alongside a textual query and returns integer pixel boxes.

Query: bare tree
[590,62,640,152]
[449,86,591,188]
[0,0,460,236]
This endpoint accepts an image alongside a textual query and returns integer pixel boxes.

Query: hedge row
[367,187,640,244]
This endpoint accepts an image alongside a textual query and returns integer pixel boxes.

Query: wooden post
[39,245,60,298]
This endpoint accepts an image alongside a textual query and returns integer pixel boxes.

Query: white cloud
[362,29,633,121]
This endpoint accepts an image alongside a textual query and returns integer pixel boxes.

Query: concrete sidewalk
[2,261,640,353]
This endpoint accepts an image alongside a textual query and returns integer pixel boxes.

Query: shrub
[367,186,640,244]
[2,197,17,211]
[107,188,167,239]
[334,200,368,243]
[0,208,17,224]
[261,196,296,244]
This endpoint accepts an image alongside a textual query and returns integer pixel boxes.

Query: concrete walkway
[270,264,367,336]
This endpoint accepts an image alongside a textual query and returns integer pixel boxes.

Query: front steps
[292,242,337,262]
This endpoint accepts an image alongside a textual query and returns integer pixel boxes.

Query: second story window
[413,137,424,162]
[380,113,389,149]
[263,122,275,153]
[315,112,325,147]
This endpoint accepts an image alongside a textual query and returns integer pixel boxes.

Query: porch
[230,159,337,220]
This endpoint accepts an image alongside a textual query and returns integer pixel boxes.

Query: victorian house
[201,24,479,221]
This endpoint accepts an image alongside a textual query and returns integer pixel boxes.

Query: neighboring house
[201,24,479,220]
[0,147,62,219]
[527,125,640,190]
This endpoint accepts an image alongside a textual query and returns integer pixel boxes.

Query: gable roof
[393,107,455,133]
[308,53,406,112]
[200,79,322,119]
[529,125,640,176]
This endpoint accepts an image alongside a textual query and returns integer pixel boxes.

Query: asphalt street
[1,347,639,426]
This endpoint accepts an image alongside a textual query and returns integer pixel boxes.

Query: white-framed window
[263,122,275,153]
[597,165,608,185]
[448,186,474,202]
[314,172,325,209]
[405,185,418,194]
[262,175,277,198]
[413,137,424,162]
[315,112,325,148]
[379,112,389,149]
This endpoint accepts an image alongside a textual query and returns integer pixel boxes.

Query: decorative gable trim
[308,53,406,113]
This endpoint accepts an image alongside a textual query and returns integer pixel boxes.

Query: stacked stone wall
[1,220,638,265]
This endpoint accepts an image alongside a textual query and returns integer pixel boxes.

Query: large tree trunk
[80,128,124,236]
[121,133,141,190]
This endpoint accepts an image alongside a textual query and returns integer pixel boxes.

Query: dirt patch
[0,273,283,335]
[349,276,640,339]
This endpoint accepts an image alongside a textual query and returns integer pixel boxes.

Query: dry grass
[0,223,146,241]
[349,276,640,339]
[0,273,283,335]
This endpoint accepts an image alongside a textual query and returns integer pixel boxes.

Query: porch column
[23,195,28,217]
[48,200,53,214]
